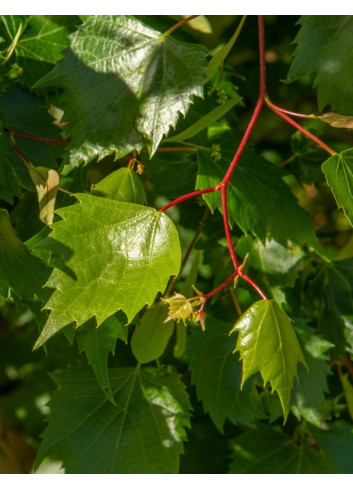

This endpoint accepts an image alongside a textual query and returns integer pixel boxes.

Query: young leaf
[322,148,353,227]
[91,167,146,204]
[231,300,307,419]
[131,302,174,364]
[188,316,264,431]
[34,193,181,349]
[35,15,208,166]
[288,16,353,114]
[76,312,128,403]
[28,165,59,226]
[0,208,51,301]
[35,365,191,473]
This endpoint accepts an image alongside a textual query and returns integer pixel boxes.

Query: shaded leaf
[322,148,353,227]
[188,316,264,431]
[0,208,51,301]
[0,15,80,87]
[197,135,322,251]
[166,97,242,143]
[34,193,181,348]
[231,300,307,419]
[0,131,21,204]
[131,302,174,364]
[35,15,208,165]
[76,312,128,403]
[35,365,191,474]
[288,16,353,114]
[339,373,353,420]
[290,323,332,429]
[229,422,353,473]
[91,167,146,204]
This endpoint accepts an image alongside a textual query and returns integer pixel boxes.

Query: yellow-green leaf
[231,299,307,420]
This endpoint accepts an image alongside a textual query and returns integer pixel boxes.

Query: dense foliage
[1,14,353,474]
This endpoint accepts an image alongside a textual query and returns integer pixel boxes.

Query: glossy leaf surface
[34,193,181,348]
[231,300,307,419]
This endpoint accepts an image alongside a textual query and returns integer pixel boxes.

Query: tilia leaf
[231,300,307,420]
[35,15,208,166]
[34,193,181,349]
[322,148,353,227]
[35,365,191,473]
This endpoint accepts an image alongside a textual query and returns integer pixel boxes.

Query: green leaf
[35,364,191,473]
[206,18,245,82]
[0,15,80,87]
[188,316,264,431]
[166,97,242,143]
[0,131,21,204]
[34,193,181,349]
[131,302,175,364]
[229,422,353,473]
[91,167,146,204]
[35,15,208,166]
[322,148,353,227]
[76,312,128,403]
[0,208,51,301]
[290,326,331,429]
[0,89,64,187]
[309,260,353,357]
[288,16,353,114]
[339,373,353,420]
[197,135,322,250]
[231,300,307,419]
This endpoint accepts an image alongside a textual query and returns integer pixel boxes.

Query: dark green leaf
[35,15,208,166]
[0,208,51,301]
[76,312,128,403]
[0,15,80,87]
[288,16,353,114]
[231,300,307,419]
[229,422,353,473]
[35,365,191,473]
[197,136,322,251]
[0,131,21,204]
[131,302,175,364]
[188,316,264,431]
[34,193,181,348]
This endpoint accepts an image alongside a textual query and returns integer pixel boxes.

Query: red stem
[158,186,218,213]
[204,270,238,299]
[238,271,268,300]
[4,127,67,146]
[267,100,336,156]
[164,15,199,36]
[221,185,238,269]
